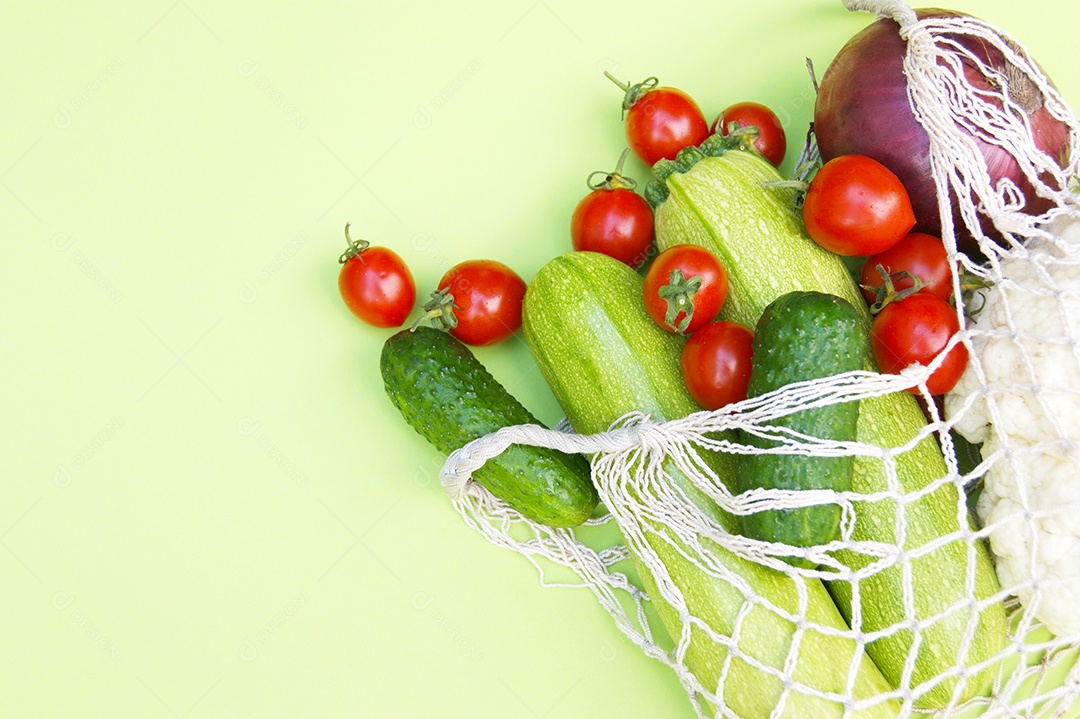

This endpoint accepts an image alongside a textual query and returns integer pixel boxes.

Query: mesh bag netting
[437,2,1080,716]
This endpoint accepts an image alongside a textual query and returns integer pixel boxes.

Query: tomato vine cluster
[337,225,527,347]
[337,70,970,397]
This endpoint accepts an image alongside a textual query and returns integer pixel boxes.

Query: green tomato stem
[339,222,371,264]
[659,268,703,334]
[603,72,658,117]
[867,265,926,314]
[410,288,459,332]
[586,148,637,191]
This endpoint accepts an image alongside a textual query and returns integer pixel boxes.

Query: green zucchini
[380,326,597,527]
[740,291,865,567]
[523,251,899,719]
[650,145,1006,707]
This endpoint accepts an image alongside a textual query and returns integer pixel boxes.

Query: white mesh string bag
[437,2,1080,716]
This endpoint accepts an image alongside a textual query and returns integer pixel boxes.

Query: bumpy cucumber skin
[654,149,1006,708]
[523,252,900,719]
[740,291,864,566]
[380,326,597,528]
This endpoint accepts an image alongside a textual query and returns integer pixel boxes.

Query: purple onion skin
[814,8,1069,259]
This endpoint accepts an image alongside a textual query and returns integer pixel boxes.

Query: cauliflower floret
[945,215,1080,639]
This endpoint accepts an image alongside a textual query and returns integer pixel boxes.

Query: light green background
[4,2,1077,717]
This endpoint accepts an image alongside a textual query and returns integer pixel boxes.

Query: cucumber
[651,146,1006,707]
[740,291,865,566]
[380,326,597,528]
[523,251,900,719]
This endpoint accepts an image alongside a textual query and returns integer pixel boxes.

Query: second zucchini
[523,251,899,719]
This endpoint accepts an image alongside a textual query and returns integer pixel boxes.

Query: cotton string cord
[439,3,1080,717]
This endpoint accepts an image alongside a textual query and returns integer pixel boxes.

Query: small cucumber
[523,251,899,719]
[380,326,597,528]
[740,291,865,566]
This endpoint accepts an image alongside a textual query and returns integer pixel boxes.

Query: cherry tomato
[338,224,415,328]
[802,155,916,257]
[860,232,953,305]
[643,244,728,335]
[712,101,787,167]
[871,294,968,395]
[571,151,654,268]
[434,259,526,346]
[681,321,755,410]
[609,75,710,166]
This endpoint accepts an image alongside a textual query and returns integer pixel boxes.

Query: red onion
[813,8,1071,259]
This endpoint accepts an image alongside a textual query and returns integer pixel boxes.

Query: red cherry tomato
[338,225,415,328]
[860,232,953,305]
[643,244,728,335]
[802,155,916,257]
[610,75,710,166]
[435,260,527,346]
[712,101,787,167]
[871,294,968,395]
[571,151,654,268]
[681,321,755,410]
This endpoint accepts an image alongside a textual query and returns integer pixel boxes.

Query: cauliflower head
[945,215,1080,639]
